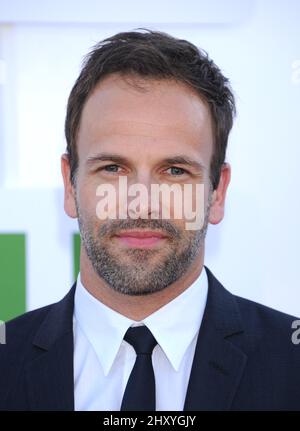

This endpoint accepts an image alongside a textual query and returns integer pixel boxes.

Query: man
[0,29,299,411]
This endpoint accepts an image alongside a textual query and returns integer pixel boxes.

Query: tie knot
[124,326,157,355]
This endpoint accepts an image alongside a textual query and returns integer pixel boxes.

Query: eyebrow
[86,153,131,166]
[86,153,206,172]
[162,156,206,172]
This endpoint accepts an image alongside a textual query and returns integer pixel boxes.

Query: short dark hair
[65,28,235,189]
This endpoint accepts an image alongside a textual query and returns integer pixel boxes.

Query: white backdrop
[0,0,299,315]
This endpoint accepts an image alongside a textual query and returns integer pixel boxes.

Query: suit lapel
[184,267,248,411]
[25,285,76,411]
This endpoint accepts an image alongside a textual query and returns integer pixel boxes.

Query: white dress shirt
[73,266,208,411]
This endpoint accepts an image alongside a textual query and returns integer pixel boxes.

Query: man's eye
[101,164,121,173]
[166,166,187,176]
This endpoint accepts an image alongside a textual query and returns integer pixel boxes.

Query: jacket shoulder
[0,303,55,408]
[234,293,299,334]
[5,303,54,338]
[232,293,300,367]
[205,266,300,355]
[0,284,75,410]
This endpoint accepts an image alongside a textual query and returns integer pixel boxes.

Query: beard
[76,196,212,296]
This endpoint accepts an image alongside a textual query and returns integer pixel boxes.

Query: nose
[127,172,159,220]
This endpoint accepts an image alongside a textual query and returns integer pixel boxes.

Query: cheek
[76,181,101,221]
[176,181,209,220]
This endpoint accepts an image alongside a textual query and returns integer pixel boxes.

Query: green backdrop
[0,232,81,322]
[0,234,26,322]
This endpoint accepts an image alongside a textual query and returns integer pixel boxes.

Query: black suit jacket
[1,266,300,411]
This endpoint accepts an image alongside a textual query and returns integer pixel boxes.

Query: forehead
[77,74,214,163]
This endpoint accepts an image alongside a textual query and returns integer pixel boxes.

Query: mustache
[98,218,181,239]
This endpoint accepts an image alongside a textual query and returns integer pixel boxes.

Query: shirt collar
[74,267,208,375]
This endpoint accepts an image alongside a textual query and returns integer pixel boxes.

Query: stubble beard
[76,196,212,296]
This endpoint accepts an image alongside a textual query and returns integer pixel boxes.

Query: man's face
[62,74,227,295]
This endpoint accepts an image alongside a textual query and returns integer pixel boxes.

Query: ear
[61,154,77,219]
[208,163,231,225]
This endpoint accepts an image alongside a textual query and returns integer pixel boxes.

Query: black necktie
[120,325,157,411]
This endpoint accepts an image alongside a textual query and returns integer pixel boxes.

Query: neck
[79,248,205,321]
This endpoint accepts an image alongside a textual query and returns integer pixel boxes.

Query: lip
[114,230,168,248]
[116,230,168,238]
